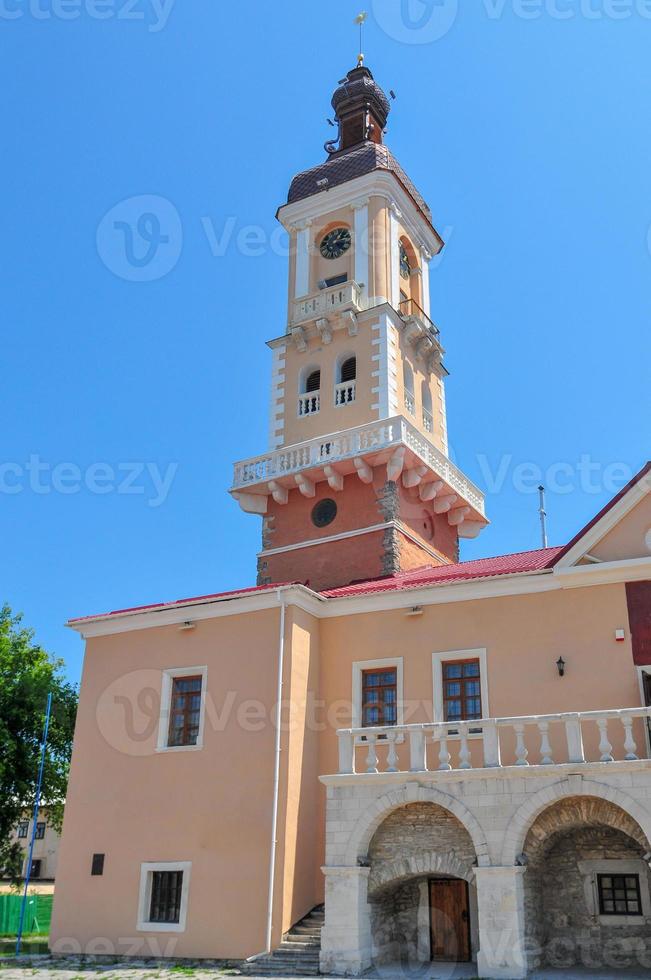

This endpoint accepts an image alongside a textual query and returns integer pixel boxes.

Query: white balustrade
[335,707,651,776]
[423,409,434,432]
[298,391,320,417]
[405,390,415,415]
[292,280,363,325]
[231,415,487,517]
[335,380,356,406]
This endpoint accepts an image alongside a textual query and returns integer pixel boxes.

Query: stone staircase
[243,905,323,976]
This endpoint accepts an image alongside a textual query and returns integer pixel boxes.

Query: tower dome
[331,65,391,150]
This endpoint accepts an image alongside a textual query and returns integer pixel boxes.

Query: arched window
[305,369,321,393]
[421,381,433,432]
[403,363,415,415]
[398,236,420,312]
[335,356,356,406]
[298,367,321,417]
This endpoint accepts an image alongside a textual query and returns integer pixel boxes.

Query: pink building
[51,60,651,978]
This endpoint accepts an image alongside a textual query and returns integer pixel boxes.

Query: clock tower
[230,64,488,591]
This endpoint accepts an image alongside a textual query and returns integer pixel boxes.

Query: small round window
[312,498,337,528]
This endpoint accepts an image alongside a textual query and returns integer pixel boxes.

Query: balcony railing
[398,298,441,343]
[298,391,320,417]
[292,281,363,325]
[404,390,415,415]
[231,415,486,516]
[423,408,434,432]
[336,708,651,775]
[334,380,356,406]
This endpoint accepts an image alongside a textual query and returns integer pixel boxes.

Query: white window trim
[432,648,489,732]
[156,666,208,753]
[578,859,651,926]
[137,861,192,933]
[352,657,404,742]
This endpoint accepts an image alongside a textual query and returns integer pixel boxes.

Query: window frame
[137,861,191,933]
[34,822,46,840]
[597,873,643,917]
[432,649,489,733]
[156,666,208,753]
[17,821,28,839]
[352,658,404,741]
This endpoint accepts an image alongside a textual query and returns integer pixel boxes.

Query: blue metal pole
[15,691,53,957]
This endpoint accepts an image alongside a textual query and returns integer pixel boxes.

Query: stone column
[388,202,402,310]
[475,866,528,980]
[320,867,372,977]
[294,220,312,298]
[352,197,369,307]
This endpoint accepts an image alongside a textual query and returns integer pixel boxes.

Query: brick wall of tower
[256,469,458,591]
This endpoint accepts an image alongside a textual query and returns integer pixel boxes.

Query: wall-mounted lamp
[615,629,626,643]
[556,656,566,677]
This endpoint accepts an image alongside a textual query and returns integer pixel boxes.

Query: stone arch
[368,851,474,897]
[344,783,490,867]
[500,776,651,866]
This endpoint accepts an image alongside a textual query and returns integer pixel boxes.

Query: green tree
[0,604,77,879]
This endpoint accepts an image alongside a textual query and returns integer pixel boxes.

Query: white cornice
[67,556,651,638]
[277,171,443,256]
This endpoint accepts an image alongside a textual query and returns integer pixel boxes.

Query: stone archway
[366,801,480,967]
[344,782,490,868]
[519,794,651,971]
[499,776,651,866]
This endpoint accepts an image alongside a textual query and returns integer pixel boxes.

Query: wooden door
[429,878,471,962]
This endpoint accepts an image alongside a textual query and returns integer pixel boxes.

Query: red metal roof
[319,547,563,599]
[68,582,295,624]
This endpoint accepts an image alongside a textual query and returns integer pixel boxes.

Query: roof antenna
[538,485,548,548]
[354,11,367,67]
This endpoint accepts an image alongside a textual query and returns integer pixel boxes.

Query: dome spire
[330,62,391,153]
[354,11,367,68]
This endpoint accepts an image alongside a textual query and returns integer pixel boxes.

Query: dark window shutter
[340,357,356,383]
[305,370,321,393]
[626,581,651,665]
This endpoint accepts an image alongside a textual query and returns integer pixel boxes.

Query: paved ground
[2,962,651,980]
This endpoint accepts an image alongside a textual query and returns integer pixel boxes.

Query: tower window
[305,369,321,393]
[340,357,356,383]
[312,498,337,528]
[399,242,411,280]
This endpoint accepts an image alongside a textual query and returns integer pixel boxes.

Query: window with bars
[442,659,482,722]
[35,822,45,840]
[598,874,642,916]
[167,676,203,747]
[362,668,397,727]
[17,821,28,839]
[148,870,184,924]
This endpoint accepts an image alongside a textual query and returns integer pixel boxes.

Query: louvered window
[305,370,321,393]
[340,357,356,383]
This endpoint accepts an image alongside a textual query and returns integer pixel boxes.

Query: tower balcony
[290,279,364,328]
[230,415,486,535]
[398,298,445,368]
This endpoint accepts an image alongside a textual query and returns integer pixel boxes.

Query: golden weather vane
[354,11,367,67]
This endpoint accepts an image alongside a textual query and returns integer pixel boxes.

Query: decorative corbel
[232,492,268,515]
[402,465,428,488]
[295,474,315,498]
[268,480,288,505]
[354,457,373,484]
[290,325,308,353]
[419,480,443,502]
[316,317,332,344]
[324,465,344,492]
[341,310,358,337]
[387,446,406,482]
[432,493,458,514]
[448,506,471,527]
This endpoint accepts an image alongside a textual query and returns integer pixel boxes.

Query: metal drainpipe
[265,590,286,953]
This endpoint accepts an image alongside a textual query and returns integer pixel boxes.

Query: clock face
[399,242,411,280]
[320,227,351,260]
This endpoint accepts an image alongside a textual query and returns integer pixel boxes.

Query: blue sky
[1,0,649,684]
